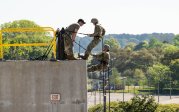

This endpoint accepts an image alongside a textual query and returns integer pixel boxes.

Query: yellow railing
[0,27,56,59]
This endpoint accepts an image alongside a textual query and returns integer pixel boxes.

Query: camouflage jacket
[93,51,110,64]
[89,24,105,37]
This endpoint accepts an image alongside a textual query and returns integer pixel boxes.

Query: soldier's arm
[72,28,78,41]
[93,52,103,60]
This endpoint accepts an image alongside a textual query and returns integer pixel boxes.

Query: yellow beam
[0,27,57,59]
[52,31,56,58]
[2,43,49,47]
[0,30,2,59]
[1,27,55,33]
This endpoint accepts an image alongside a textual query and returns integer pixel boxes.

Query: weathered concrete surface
[0,60,87,112]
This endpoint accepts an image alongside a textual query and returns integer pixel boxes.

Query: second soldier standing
[79,18,105,60]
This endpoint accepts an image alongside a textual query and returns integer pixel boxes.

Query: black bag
[56,28,67,60]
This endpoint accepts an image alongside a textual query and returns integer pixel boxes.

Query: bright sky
[1,0,179,35]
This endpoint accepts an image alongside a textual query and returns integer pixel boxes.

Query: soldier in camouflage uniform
[63,19,85,60]
[79,18,105,60]
[88,44,110,72]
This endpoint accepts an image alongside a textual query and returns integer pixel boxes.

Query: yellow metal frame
[0,27,56,59]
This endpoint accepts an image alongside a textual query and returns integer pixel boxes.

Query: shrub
[88,95,158,112]
[88,96,179,112]
[156,104,179,112]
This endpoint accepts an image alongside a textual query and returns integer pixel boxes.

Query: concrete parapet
[0,60,87,112]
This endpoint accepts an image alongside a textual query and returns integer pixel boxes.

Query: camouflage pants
[63,33,73,56]
[85,37,102,56]
[87,64,108,72]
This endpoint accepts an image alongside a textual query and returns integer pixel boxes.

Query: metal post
[120,77,126,102]
[148,77,150,94]
[103,72,107,112]
[134,85,135,95]
[170,73,172,99]
[102,71,106,112]
[79,40,81,54]
[158,81,160,102]
[101,37,106,112]
[99,91,101,104]
[108,67,111,112]
[91,79,93,96]
[122,77,126,102]
[99,81,101,104]
[94,89,96,105]
[123,79,124,102]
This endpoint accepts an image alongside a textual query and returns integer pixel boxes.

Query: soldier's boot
[79,53,89,60]
[66,55,78,60]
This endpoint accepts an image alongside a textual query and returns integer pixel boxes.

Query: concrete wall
[0,60,87,112]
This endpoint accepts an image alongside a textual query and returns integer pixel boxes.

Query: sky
[0,0,179,35]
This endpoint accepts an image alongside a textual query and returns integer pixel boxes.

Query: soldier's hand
[92,54,97,58]
[55,28,60,35]
[72,42,74,46]
[92,54,95,56]
[56,28,60,32]
[87,34,92,37]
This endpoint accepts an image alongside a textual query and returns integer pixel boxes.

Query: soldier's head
[91,18,98,25]
[103,44,110,52]
[78,19,86,26]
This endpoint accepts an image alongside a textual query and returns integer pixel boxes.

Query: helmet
[78,19,86,24]
[91,18,98,24]
[104,44,110,51]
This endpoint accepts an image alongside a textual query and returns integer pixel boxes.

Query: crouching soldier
[88,44,110,72]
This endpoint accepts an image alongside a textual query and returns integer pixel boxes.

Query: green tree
[169,59,179,87]
[104,37,121,58]
[122,69,135,89]
[104,37,120,49]
[110,68,121,90]
[162,44,179,54]
[160,43,179,65]
[134,69,146,86]
[124,42,136,51]
[147,63,171,90]
[173,34,179,46]
[148,38,163,48]
[115,48,157,73]
[134,41,148,51]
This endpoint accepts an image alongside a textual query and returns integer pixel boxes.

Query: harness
[100,61,108,65]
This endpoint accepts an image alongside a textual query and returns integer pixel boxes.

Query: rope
[63,31,95,57]
[30,37,56,60]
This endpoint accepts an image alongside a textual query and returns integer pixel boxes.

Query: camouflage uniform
[63,32,73,56]
[82,24,105,59]
[88,51,110,72]
[63,23,80,59]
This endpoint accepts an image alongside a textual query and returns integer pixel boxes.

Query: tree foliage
[147,63,171,89]
[110,36,179,91]
[104,37,121,58]
[148,38,163,48]
[173,34,179,47]
[0,20,52,60]
[134,41,148,51]
[110,68,121,89]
